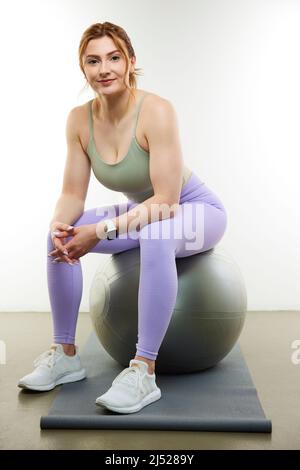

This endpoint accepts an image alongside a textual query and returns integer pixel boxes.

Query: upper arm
[146,98,183,205]
[61,107,91,202]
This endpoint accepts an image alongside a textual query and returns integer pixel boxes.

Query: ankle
[133,356,155,375]
[61,344,76,356]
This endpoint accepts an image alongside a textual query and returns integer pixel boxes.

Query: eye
[88,56,120,64]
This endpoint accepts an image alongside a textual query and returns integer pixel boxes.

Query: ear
[130,56,136,72]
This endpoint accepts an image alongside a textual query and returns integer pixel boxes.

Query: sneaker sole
[18,368,87,391]
[95,388,162,414]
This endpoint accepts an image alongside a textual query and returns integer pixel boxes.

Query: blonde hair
[78,21,143,101]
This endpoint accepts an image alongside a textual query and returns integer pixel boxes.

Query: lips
[98,79,115,83]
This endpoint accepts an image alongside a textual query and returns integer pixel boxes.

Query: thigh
[139,201,227,258]
[174,202,227,257]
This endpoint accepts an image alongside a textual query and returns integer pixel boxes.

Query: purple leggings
[47,173,227,361]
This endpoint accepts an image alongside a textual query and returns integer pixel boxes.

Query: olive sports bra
[86,92,191,203]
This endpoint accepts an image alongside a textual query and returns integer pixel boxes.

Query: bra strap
[89,94,148,140]
[133,93,149,134]
[88,99,94,144]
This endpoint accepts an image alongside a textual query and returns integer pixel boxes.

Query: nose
[98,60,111,76]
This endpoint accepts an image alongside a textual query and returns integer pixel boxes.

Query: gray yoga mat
[40,331,272,432]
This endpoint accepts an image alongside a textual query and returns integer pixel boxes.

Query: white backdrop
[0,0,299,312]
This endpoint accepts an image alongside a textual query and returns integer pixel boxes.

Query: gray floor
[0,311,300,450]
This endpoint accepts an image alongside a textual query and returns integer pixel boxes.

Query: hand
[49,224,100,263]
[49,221,78,265]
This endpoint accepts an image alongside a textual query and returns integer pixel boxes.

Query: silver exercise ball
[89,247,247,374]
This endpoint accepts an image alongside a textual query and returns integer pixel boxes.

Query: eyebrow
[85,50,121,59]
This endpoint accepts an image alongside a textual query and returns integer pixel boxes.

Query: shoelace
[112,366,145,393]
[33,349,58,368]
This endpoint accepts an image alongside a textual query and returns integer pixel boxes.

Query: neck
[95,88,137,126]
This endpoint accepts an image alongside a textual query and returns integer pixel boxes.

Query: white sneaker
[18,343,86,391]
[95,359,161,414]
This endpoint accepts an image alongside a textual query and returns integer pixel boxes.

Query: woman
[18,22,227,414]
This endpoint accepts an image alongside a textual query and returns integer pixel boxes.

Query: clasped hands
[48,222,106,265]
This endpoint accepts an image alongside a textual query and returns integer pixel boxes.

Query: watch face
[107,229,117,240]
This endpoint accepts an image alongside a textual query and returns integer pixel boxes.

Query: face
[83,36,135,94]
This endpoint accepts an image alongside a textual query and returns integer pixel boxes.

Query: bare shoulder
[66,105,85,141]
[142,92,178,139]
[143,91,175,113]
[68,102,91,151]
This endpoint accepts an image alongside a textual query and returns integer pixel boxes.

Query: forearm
[110,195,179,237]
[49,194,84,230]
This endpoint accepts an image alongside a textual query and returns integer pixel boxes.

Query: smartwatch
[104,219,117,240]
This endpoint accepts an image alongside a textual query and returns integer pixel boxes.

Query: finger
[55,241,70,257]
[48,250,58,257]
[49,246,77,264]
[52,230,73,239]
[57,244,79,264]
[49,241,78,264]
[60,225,74,236]
[51,225,74,240]
[48,249,66,258]
[52,255,77,265]
[53,224,74,233]
[63,250,80,264]
[61,241,77,258]
[68,254,80,263]
[63,254,77,265]
[49,246,69,261]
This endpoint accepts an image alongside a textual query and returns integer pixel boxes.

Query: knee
[139,223,176,261]
[47,230,53,249]
[139,221,159,240]
[222,209,228,233]
[47,228,73,251]
[139,219,174,241]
